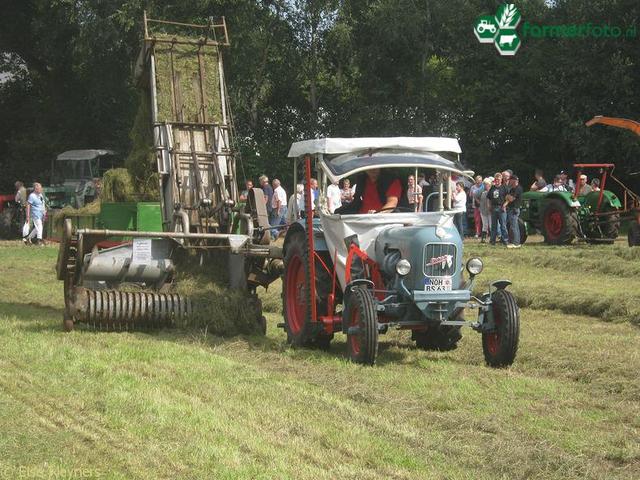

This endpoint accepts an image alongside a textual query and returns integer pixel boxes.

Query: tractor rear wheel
[482,289,519,367]
[344,285,378,365]
[0,209,14,239]
[542,199,578,245]
[282,230,333,348]
[629,221,640,247]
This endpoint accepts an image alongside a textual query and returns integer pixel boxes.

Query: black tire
[413,325,462,351]
[282,230,333,347]
[542,199,578,245]
[0,209,14,239]
[344,285,378,365]
[508,217,528,245]
[482,289,519,367]
[629,221,640,247]
[600,213,620,240]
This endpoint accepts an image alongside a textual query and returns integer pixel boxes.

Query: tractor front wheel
[344,285,378,365]
[482,289,520,367]
[542,199,578,245]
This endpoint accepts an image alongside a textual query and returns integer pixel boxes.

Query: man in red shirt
[358,169,402,213]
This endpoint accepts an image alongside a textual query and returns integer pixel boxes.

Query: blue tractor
[281,138,520,366]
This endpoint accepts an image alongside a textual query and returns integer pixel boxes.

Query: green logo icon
[474,3,522,56]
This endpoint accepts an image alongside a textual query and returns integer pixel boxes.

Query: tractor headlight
[466,258,483,276]
[396,259,411,276]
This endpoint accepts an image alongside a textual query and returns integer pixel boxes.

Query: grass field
[0,238,638,479]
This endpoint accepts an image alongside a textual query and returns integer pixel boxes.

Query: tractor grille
[423,243,457,277]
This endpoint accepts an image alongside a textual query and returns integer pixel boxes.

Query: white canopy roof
[287,137,462,158]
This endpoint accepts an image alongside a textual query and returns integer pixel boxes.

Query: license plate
[424,276,452,292]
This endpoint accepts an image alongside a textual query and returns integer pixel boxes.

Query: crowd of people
[235,167,597,245]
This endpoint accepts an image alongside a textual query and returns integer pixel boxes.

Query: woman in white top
[452,181,467,237]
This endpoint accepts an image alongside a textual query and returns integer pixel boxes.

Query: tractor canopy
[287,137,466,183]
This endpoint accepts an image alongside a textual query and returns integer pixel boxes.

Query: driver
[336,168,402,214]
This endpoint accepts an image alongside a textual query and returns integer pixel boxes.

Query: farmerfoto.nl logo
[474,4,521,56]
[475,3,637,57]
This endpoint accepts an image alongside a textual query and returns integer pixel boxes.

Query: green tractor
[46,149,118,209]
[521,116,640,245]
[521,169,622,245]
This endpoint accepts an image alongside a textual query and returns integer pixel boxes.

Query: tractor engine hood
[373,217,462,291]
[320,211,458,290]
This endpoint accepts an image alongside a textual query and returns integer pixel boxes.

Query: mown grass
[0,240,638,479]
[466,236,640,324]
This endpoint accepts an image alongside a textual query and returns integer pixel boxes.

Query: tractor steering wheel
[375,206,415,213]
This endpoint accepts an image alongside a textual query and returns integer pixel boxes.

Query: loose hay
[52,199,101,229]
[172,250,263,336]
[101,168,137,203]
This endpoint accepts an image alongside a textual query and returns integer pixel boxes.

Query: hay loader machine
[56,15,282,331]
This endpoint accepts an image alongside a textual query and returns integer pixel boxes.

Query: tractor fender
[583,190,622,210]
[545,191,579,208]
[480,279,512,302]
[283,218,329,254]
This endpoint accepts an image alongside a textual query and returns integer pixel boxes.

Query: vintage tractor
[56,14,281,331]
[520,164,623,244]
[281,138,520,367]
[521,116,640,245]
[46,149,118,209]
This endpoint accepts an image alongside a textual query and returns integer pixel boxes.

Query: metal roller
[69,288,192,330]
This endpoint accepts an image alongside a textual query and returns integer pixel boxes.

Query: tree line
[0,0,638,193]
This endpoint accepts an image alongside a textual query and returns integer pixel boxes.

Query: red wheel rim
[286,254,306,335]
[487,306,502,356]
[544,209,563,239]
[348,307,361,356]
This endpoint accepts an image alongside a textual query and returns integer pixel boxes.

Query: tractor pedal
[277,322,287,329]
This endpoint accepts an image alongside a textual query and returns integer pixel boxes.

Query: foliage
[0,0,639,194]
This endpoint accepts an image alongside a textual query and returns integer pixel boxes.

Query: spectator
[591,178,601,192]
[479,178,492,243]
[489,175,508,246]
[287,184,304,223]
[326,179,342,213]
[14,181,27,204]
[578,174,592,195]
[560,171,575,192]
[502,170,511,184]
[540,175,567,192]
[530,170,546,191]
[26,182,46,246]
[505,175,523,248]
[239,180,253,202]
[270,179,287,237]
[417,173,429,188]
[406,175,423,212]
[310,178,319,206]
[469,175,484,238]
[452,181,467,236]
[340,178,354,207]
[259,175,273,217]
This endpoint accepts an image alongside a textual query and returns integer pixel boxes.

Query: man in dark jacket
[505,175,523,248]
[489,174,508,246]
